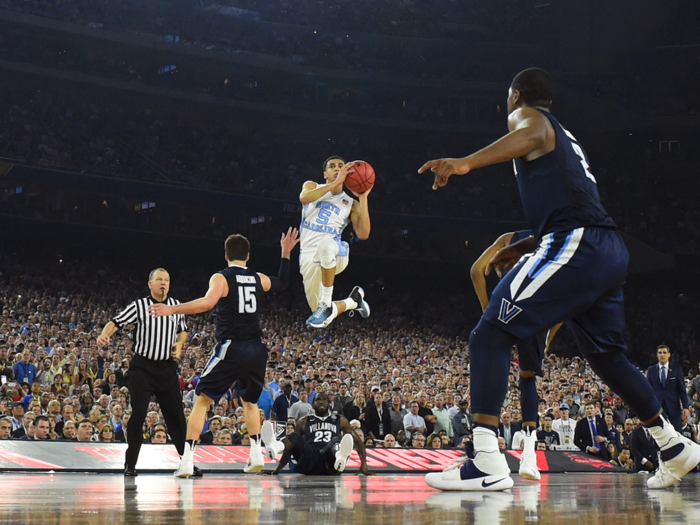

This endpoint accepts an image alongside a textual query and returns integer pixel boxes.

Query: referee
[97,268,193,476]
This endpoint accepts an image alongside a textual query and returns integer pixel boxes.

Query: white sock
[320,284,333,306]
[473,426,499,454]
[647,418,678,449]
[343,296,358,310]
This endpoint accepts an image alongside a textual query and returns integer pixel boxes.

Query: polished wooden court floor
[0,472,698,524]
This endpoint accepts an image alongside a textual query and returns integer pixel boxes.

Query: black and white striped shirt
[112,297,188,361]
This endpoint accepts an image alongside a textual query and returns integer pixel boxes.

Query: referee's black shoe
[124,466,138,477]
[192,466,203,478]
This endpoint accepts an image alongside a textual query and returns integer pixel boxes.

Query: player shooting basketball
[299,156,372,328]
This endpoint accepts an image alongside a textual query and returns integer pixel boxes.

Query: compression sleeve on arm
[267,258,290,292]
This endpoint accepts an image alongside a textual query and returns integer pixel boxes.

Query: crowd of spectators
[0,254,698,476]
[3,73,699,257]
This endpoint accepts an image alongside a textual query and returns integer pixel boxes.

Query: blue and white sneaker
[306,302,338,328]
[349,286,370,318]
[425,452,514,491]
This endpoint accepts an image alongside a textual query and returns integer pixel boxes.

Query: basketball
[344,160,375,194]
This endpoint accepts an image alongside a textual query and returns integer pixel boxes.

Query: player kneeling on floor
[262,392,373,476]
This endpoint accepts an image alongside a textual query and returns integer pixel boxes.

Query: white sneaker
[261,420,284,460]
[174,446,194,478]
[244,441,265,473]
[425,451,514,492]
[519,435,541,481]
[647,434,700,489]
[334,434,354,472]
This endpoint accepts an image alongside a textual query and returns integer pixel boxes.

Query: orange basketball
[345,161,375,194]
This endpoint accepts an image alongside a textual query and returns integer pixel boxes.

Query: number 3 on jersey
[238,286,257,313]
[313,430,333,443]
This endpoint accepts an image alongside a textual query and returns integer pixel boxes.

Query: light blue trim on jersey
[200,340,230,379]
[527,229,576,281]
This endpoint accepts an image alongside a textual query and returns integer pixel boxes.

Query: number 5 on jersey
[238,286,257,313]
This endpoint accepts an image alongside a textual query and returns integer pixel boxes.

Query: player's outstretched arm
[471,233,514,312]
[259,227,300,292]
[419,107,550,190]
[340,416,374,476]
[299,163,355,205]
[350,185,371,240]
[149,274,227,317]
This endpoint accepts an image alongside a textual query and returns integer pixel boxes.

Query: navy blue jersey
[215,265,263,341]
[513,111,616,239]
[303,414,343,451]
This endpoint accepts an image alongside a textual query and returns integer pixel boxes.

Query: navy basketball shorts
[291,440,342,476]
[484,227,629,356]
[195,338,269,404]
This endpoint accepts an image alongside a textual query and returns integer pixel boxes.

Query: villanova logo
[498,298,522,324]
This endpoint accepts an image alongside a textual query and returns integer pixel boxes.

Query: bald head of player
[313,392,330,416]
[148,268,170,302]
[507,68,556,115]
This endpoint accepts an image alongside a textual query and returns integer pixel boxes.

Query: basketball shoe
[261,420,284,460]
[348,286,370,318]
[425,451,514,491]
[647,420,700,489]
[518,431,541,481]
[244,439,265,473]
[306,302,338,328]
[174,445,195,478]
[334,434,354,472]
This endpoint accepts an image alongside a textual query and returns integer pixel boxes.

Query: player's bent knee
[316,239,339,269]
[519,370,536,378]
[196,393,214,406]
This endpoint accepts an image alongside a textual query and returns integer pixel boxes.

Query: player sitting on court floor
[262,392,373,476]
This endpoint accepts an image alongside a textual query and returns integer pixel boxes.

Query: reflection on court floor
[0,473,698,524]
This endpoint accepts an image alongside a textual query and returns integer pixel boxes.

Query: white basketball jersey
[300,187,353,253]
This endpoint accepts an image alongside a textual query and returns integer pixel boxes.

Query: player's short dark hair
[511,68,555,109]
[322,156,344,172]
[225,234,250,261]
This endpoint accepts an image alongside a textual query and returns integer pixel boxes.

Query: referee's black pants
[125,354,187,469]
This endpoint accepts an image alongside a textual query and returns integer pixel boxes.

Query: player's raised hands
[350,182,372,200]
[330,162,356,189]
[280,227,300,258]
